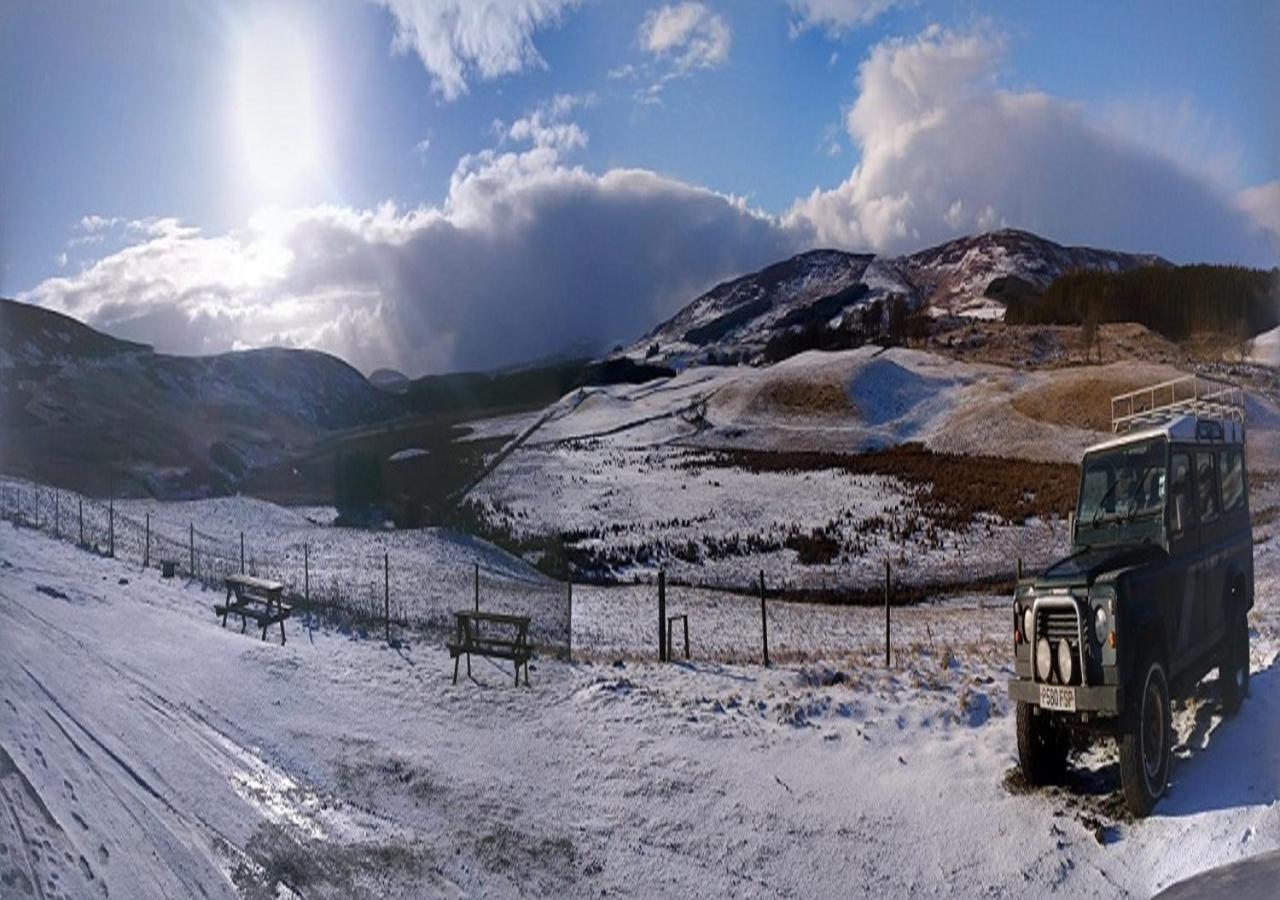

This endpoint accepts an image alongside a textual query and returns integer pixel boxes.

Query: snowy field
[2,520,1278,897]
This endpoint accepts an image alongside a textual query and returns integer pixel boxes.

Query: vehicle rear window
[1219,448,1245,512]
[1195,451,1219,521]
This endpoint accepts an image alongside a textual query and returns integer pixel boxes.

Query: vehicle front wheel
[1219,615,1250,716]
[1118,654,1172,817]
[1016,700,1068,785]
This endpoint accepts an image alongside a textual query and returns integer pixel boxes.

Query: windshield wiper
[1090,478,1122,527]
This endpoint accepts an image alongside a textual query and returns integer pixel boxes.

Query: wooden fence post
[884,559,891,668]
[189,523,194,576]
[145,512,150,568]
[474,562,480,612]
[760,570,770,668]
[658,568,667,662]
[54,492,60,539]
[304,543,310,605]
[78,497,84,547]
[108,493,114,558]
[384,552,391,644]
[240,531,245,574]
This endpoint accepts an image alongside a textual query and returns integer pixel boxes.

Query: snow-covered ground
[1250,325,1280,367]
[2,520,1278,897]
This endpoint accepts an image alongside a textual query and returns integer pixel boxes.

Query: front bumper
[1007,678,1122,716]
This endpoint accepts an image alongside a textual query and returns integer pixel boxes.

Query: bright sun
[232,12,323,200]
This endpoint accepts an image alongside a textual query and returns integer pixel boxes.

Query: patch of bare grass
[745,378,852,418]
[1011,370,1162,432]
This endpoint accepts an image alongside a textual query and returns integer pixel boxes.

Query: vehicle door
[1215,446,1250,618]
[1167,448,1199,671]
[1191,448,1224,656]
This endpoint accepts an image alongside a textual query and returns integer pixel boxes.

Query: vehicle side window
[1169,453,1192,534]
[1219,448,1245,512]
[1195,451,1219,522]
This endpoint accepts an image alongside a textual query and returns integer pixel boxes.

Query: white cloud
[787,0,903,37]
[640,3,731,72]
[1238,181,1280,242]
[786,25,1279,265]
[501,92,595,151]
[23,115,801,376]
[373,0,580,101]
[621,3,730,105]
[78,214,122,233]
[1096,94,1244,189]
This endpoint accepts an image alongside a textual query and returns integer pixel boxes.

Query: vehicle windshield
[1077,438,1166,532]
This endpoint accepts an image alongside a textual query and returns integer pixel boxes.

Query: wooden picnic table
[215,574,292,645]
[448,610,532,686]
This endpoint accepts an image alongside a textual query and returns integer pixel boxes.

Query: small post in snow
[474,562,480,613]
[108,492,114,558]
[567,571,573,662]
[78,497,84,547]
[760,570,770,668]
[304,543,310,605]
[54,492,60,540]
[1017,557,1023,582]
[189,522,194,577]
[383,551,391,644]
[884,559,892,668]
[240,531,245,574]
[145,512,150,568]
[658,568,667,663]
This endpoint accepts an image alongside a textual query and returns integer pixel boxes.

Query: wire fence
[1,477,1032,667]
[0,480,572,657]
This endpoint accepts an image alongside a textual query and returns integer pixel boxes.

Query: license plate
[1039,685,1076,712]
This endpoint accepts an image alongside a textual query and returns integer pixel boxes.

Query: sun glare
[232,12,324,201]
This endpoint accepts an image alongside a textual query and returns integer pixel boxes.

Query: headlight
[1022,607,1034,643]
[1056,640,1074,684]
[1035,638,1053,681]
[1093,606,1108,643]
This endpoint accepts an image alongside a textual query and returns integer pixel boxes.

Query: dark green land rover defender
[1008,376,1254,816]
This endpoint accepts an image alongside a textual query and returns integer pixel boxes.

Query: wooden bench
[215,574,291,645]
[447,611,532,686]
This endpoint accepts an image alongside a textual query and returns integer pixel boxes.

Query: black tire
[1219,614,1250,716]
[1118,653,1172,817]
[1016,700,1068,785]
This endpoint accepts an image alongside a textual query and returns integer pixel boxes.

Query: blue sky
[2,1,1277,374]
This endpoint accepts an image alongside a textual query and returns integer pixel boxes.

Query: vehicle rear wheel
[1219,614,1250,716]
[1016,700,1068,785]
[1118,654,1171,817]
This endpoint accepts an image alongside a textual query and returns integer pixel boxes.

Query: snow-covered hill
[633,229,1166,366]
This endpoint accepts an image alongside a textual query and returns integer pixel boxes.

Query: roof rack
[1111,375,1245,435]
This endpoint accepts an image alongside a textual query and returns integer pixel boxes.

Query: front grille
[1036,608,1084,685]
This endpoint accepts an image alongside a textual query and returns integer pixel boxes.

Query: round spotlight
[1035,638,1053,682]
[1056,640,1074,685]
[1022,608,1034,644]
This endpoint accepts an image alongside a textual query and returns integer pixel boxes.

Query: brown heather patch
[691,443,1079,528]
